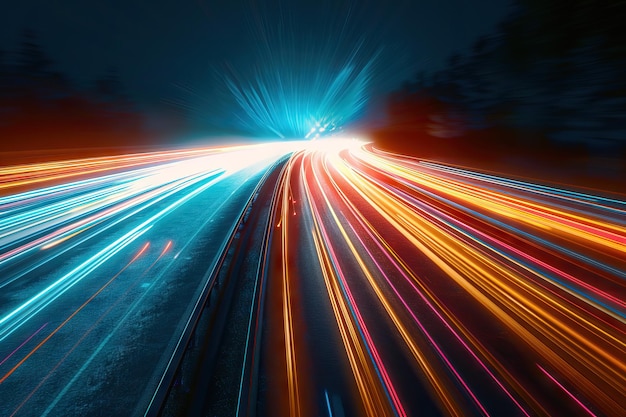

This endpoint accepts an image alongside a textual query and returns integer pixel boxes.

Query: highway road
[0,143,295,416]
[1,139,625,416]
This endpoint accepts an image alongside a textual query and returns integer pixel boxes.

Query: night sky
[1,3,625,416]
[1,0,512,130]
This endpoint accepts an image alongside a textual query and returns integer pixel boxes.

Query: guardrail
[234,153,289,417]
[143,155,291,417]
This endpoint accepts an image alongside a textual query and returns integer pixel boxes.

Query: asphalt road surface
[1,139,624,417]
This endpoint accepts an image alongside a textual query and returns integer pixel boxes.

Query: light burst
[222,2,382,138]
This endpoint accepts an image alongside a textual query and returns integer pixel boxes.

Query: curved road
[1,139,625,417]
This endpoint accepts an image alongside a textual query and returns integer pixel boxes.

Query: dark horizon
[1,2,625,417]
[1,0,513,137]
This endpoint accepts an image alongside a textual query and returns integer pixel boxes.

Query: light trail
[277,152,304,417]
[273,139,625,416]
[6,242,156,417]
[0,240,150,385]
[0,142,296,416]
[36,241,173,417]
[0,139,624,416]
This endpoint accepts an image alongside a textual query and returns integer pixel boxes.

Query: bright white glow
[303,137,369,153]
[218,142,299,175]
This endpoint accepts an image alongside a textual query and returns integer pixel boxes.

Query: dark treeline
[375,0,626,185]
[0,30,149,154]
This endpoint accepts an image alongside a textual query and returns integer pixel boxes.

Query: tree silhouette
[0,29,150,153]
[17,29,52,75]
[383,0,626,158]
[94,68,128,103]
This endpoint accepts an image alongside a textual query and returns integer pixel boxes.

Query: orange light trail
[275,139,625,416]
[0,241,150,385]
[1,140,624,416]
